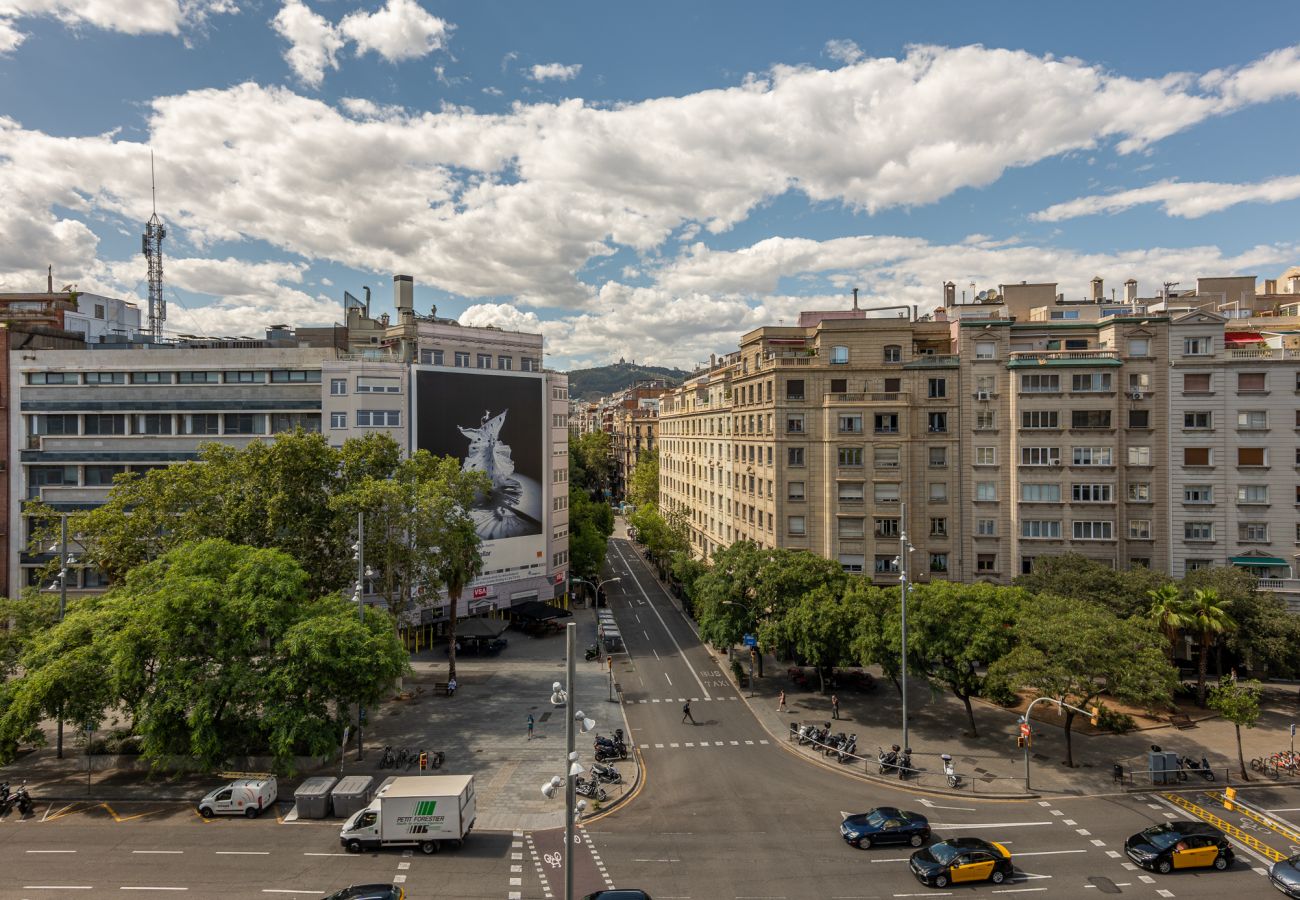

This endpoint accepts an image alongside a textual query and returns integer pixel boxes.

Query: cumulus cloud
[0,16,26,51]
[458,302,543,331]
[529,62,581,81]
[272,0,343,87]
[339,0,449,63]
[824,39,863,64]
[0,0,235,51]
[1032,174,1300,221]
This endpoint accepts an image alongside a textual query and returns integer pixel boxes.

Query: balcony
[902,354,959,370]
[1007,350,1122,368]
[1229,348,1300,360]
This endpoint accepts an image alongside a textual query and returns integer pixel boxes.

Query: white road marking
[918,799,976,811]
[216,851,269,855]
[26,850,76,853]
[131,851,182,855]
[1155,891,1174,898]
[1062,819,1076,825]
[670,743,679,747]
[1105,850,1121,858]
[653,649,660,660]
[644,631,651,642]
[262,892,325,895]
[1254,866,1269,875]
[1090,840,1106,847]
[929,821,1054,829]
[1013,850,1087,857]
[302,852,351,857]
[1138,875,1155,883]
[119,888,189,892]
[993,890,1047,895]
[21,888,94,891]
[1076,829,1091,836]
[665,674,673,686]
[613,542,711,698]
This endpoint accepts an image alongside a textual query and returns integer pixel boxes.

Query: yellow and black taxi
[1124,821,1233,874]
[909,837,1013,888]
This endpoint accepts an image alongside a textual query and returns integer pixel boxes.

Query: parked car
[840,807,930,849]
[909,837,1013,888]
[1124,821,1233,873]
[1270,853,1300,896]
[196,776,277,819]
[320,886,405,900]
[583,892,651,900]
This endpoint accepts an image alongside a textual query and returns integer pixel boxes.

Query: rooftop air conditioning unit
[1130,391,1144,400]
[975,390,991,401]
[1051,459,1063,466]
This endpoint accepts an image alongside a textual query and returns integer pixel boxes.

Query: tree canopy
[569,431,613,497]
[626,447,660,508]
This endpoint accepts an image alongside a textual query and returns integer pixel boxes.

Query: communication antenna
[142,150,166,340]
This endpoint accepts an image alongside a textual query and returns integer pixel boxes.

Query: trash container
[330,774,374,818]
[1149,750,1180,785]
[294,776,337,819]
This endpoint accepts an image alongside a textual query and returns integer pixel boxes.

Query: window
[975,481,997,501]
[454,352,470,367]
[181,413,220,435]
[271,413,321,433]
[1128,482,1151,502]
[1129,338,1149,357]
[787,516,806,535]
[786,414,805,433]
[930,517,948,536]
[975,374,996,393]
[929,553,949,573]
[1183,336,1212,356]
[837,447,863,467]
[1021,410,1060,429]
[838,482,864,502]
[1129,520,1152,539]
[497,356,513,371]
[976,554,997,573]
[419,349,444,365]
[1072,447,1113,466]
[975,340,996,359]
[874,482,901,503]
[787,447,805,466]
[975,447,996,466]
[84,372,126,384]
[873,446,899,469]
[224,371,265,383]
[1065,338,1088,350]
[94,303,105,319]
[883,345,901,363]
[929,482,948,502]
[839,518,865,538]
[1020,483,1061,502]
[1072,521,1113,540]
[1072,410,1112,429]
[839,554,865,574]
[222,413,263,434]
[1072,483,1112,503]
[1129,410,1150,428]
[1129,372,1151,392]
[1239,522,1269,542]
[1020,447,1061,466]
[838,414,862,433]
[1238,372,1266,393]
[874,556,899,574]
[883,377,901,392]
[1127,446,1151,466]
[1237,410,1268,429]
[84,465,126,486]
[830,346,849,365]
[84,414,126,435]
[134,414,173,435]
[27,372,72,384]
[976,518,996,536]
[1183,412,1211,430]
[1184,522,1214,541]
[1022,520,1062,539]
[1238,485,1268,504]
[330,412,347,429]
[976,410,996,430]
[1184,485,1213,504]
[269,370,321,383]
[928,446,947,468]
[1071,373,1112,392]
[32,414,78,435]
[785,379,805,400]
[357,376,400,393]
[1238,447,1266,467]
[330,378,347,396]
[477,354,492,369]
[788,481,805,501]
[928,378,947,398]
[1183,373,1211,393]
[356,410,401,427]
[927,412,947,433]
[1021,373,1060,392]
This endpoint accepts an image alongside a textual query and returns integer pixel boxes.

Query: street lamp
[350,513,369,760]
[537,622,593,900]
[895,501,916,756]
[572,575,621,608]
[721,600,758,697]
[45,514,78,759]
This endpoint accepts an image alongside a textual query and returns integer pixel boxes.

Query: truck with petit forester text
[339,774,475,855]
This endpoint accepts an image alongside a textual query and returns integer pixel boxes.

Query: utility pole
[56,513,68,759]
[899,502,910,755]
[356,511,365,760]
[564,622,576,900]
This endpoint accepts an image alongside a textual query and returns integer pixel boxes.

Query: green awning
[1230,556,1289,567]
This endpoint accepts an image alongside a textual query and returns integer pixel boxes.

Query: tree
[627,447,659,508]
[988,594,1176,767]
[0,539,407,771]
[422,461,489,682]
[569,431,613,497]
[1146,584,1190,664]
[1185,588,1237,706]
[847,582,904,693]
[568,487,614,581]
[694,542,766,652]
[1015,553,1171,618]
[772,585,861,693]
[1207,676,1262,780]
[905,582,1022,738]
[1182,566,1298,677]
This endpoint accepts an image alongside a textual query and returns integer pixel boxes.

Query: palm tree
[1146,584,1189,663]
[1185,588,1237,706]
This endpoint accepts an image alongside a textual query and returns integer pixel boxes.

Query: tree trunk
[1063,709,1076,768]
[1197,635,1209,707]
[957,690,978,738]
[1235,722,1248,781]
[447,588,460,681]
[1215,641,1223,680]
[817,665,826,695]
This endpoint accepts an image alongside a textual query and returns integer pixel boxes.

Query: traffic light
[1016,735,1026,749]
[419,752,428,771]
[1089,706,1100,727]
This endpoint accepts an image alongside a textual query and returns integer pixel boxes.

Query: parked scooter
[574,776,608,802]
[941,753,960,788]
[1181,755,1215,781]
[897,748,915,780]
[589,762,623,784]
[10,783,31,817]
[878,744,900,775]
[823,732,847,755]
[836,734,858,763]
[584,644,601,661]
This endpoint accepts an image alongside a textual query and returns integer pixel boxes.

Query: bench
[1169,713,1196,730]
[433,681,457,697]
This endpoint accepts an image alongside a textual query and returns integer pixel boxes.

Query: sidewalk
[0,606,640,832]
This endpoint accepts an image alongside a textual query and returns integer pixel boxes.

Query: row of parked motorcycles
[877,745,915,780]
[0,782,32,817]
[574,761,624,802]
[791,723,858,763]
[593,728,628,763]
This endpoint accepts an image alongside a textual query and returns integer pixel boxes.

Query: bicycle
[380,746,397,769]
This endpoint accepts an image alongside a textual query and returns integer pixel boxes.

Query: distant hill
[565,362,688,400]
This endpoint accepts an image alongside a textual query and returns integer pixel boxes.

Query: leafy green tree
[627,447,660,508]
[847,582,905,693]
[1146,584,1190,663]
[988,594,1176,767]
[1207,676,1262,780]
[567,487,615,581]
[569,431,613,496]
[1182,566,1297,677]
[905,582,1022,737]
[1185,588,1237,706]
[420,461,489,682]
[0,540,407,771]
[770,585,861,693]
[694,542,766,652]
[1015,553,1171,618]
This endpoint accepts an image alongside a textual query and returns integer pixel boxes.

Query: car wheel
[934,874,949,888]
[857,836,872,849]
[1157,859,1172,874]
[198,806,214,819]
[909,834,925,847]
[1213,854,1228,870]
[346,839,362,854]
[991,869,1006,884]
[244,807,258,819]
[420,840,438,855]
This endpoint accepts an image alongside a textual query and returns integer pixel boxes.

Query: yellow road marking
[1202,791,1300,844]
[1159,792,1283,862]
[101,802,163,823]
[43,803,84,822]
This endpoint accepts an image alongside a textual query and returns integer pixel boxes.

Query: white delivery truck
[197,775,278,818]
[339,774,475,855]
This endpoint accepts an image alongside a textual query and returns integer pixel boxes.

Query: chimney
[852,288,860,311]
[1091,276,1104,302]
[943,281,956,307]
[47,265,53,293]
[1264,279,1277,294]
[933,306,948,322]
[394,274,414,311]
[1124,279,1138,303]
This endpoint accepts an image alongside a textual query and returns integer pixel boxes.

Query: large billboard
[412,368,547,584]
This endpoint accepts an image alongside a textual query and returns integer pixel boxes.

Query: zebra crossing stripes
[645,739,769,750]
[636,696,740,704]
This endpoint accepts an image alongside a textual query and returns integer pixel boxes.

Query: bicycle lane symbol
[529,826,603,897]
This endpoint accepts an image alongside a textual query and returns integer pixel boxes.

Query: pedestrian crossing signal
[419,752,428,771]
[1016,735,1027,749]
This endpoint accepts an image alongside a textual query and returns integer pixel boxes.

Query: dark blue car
[840,807,931,849]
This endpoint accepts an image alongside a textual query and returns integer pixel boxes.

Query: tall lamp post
[721,600,758,697]
[46,514,77,759]
[572,576,621,608]
[350,511,370,760]
[894,502,915,755]
[542,622,596,900]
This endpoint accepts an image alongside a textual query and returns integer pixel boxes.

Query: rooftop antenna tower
[142,150,166,340]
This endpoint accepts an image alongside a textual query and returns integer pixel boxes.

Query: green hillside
[565,362,688,400]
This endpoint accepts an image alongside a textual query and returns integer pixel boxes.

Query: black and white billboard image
[412,368,546,580]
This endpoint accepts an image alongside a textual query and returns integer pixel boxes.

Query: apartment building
[607,384,665,499]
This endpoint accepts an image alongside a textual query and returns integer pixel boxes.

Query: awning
[1224,331,1265,344]
[1230,556,1289,567]
[512,600,573,621]
[456,617,509,639]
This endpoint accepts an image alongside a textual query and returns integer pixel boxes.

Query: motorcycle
[574,776,608,802]
[878,745,900,775]
[11,783,31,817]
[822,732,845,755]
[1182,755,1215,781]
[584,644,601,661]
[589,762,623,784]
[593,728,624,749]
[941,753,960,788]
[897,749,915,780]
[836,734,858,763]
[594,742,627,762]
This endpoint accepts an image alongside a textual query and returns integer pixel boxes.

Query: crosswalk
[639,739,771,750]
[631,696,741,703]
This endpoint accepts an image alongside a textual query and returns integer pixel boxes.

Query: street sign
[743,634,757,648]
[1019,721,1030,737]
[1292,723,1296,737]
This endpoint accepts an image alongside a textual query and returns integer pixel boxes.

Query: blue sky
[1,1,1299,368]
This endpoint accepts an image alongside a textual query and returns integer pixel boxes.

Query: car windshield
[1139,825,1182,850]
[864,811,886,827]
[929,843,962,865]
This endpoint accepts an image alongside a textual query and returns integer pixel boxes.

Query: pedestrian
[778,690,786,713]
[682,701,695,724]
[527,713,535,740]
[831,694,839,720]
[447,676,458,697]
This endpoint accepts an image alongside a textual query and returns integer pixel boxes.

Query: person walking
[682,701,696,724]
[527,713,535,740]
[778,690,786,713]
[831,694,840,720]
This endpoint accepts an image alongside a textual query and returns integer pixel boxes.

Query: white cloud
[458,302,542,331]
[339,0,449,63]
[272,0,342,87]
[0,0,234,50]
[0,15,26,51]
[824,39,863,65]
[529,62,581,82]
[1032,175,1300,221]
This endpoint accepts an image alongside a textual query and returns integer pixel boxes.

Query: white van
[197,776,278,818]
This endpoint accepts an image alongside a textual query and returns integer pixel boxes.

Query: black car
[320,887,405,900]
[1124,821,1233,874]
[840,807,931,849]
[909,837,1013,888]
[1270,853,1300,896]
[582,892,652,900]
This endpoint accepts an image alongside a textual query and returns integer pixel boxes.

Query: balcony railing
[1009,350,1120,363]
[1228,348,1300,360]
